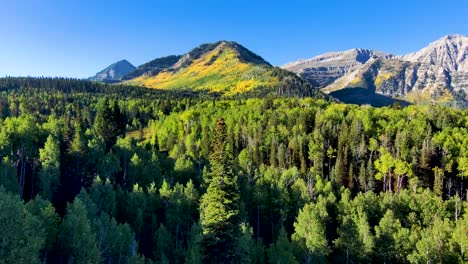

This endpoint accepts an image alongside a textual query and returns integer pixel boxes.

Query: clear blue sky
[1,0,467,78]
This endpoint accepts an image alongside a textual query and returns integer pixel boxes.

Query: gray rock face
[89,60,136,82]
[284,35,468,106]
[282,49,392,87]
[401,34,468,73]
[399,34,468,94]
[339,59,453,96]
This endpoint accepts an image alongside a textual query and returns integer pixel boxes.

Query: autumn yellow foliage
[350,76,363,85]
[405,88,454,104]
[374,73,394,86]
[127,43,279,95]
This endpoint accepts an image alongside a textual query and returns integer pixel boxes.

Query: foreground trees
[0,189,45,263]
[0,79,466,263]
[57,198,99,263]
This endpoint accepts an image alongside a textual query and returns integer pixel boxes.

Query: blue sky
[1,0,467,78]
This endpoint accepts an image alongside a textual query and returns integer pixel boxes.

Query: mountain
[282,49,392,87]
[401,34,468,72]
[89,60,136,82]
[124,41,320,97]
[283,35,468,107]
[400,34,468,98]
[322,58,457,106]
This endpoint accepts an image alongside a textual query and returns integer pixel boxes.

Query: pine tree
[94,98,125,151]
[200,118,244,263]
[69,120,87,157]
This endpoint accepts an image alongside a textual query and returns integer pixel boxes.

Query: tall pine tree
[200,118,244,263]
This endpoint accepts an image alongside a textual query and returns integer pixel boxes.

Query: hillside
[124,41,320,97]
[121,55,182,81]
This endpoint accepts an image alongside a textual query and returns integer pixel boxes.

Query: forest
[0,77,467,263]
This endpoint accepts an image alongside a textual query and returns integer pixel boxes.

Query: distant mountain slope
[121,55,182,81]
[89,60,136,82]
[125,41,321,97]
[282,49,392,87]
[323,58,461,106]
[283,35,468,107]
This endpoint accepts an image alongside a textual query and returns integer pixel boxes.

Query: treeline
[0,77,215,99]
[0,76,324,100]
[0,80,467,263]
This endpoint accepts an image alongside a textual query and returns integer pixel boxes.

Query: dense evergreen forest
[0,77,467,263]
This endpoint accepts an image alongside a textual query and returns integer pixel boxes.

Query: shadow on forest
[330,87,411,107]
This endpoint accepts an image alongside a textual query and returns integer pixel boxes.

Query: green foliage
[292,202,330,262]
[154,224,174,263]
[408,218,458,263]
[268,227,298,264]
[454,212,468,262]
[0,188,45,264]
[185,223,203,264]
[200,118,244,263]
[57,198,99,263]
[94,98,125,150]
[39,135,61,200]
[25,196,60,258]
[0,78,466,263]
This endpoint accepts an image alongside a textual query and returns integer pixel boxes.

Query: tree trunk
[383,174,386,192]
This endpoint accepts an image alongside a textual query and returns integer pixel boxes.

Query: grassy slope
[127,43,279,95]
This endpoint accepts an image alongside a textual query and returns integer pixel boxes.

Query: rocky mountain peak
[402,34,468,72]
[282,48,391,87]
[88,59,136,82]
[175,40,270,68]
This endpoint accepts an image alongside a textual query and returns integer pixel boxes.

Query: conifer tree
[200,118,243,263]
[94,98,125,151]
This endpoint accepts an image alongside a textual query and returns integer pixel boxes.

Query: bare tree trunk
[383,174,386,192]
[19,153,26,198]
[389,174,392,193]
